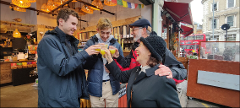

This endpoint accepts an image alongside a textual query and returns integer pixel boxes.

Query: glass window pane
[227,34,236,41]
[188,36,194,40]
[227,16,234,26]
[196,35,204,40]
[213,3,217,11]
[228,0,234,8]
[181,37,184,40]
[211,19,217,29]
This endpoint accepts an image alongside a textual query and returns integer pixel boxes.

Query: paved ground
[0,83,38,107]
[0,81,229,107]
[177,80,230,108]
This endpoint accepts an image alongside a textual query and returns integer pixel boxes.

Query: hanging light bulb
[75,8,86,16]
[41,3,50,12]
[81,5,93,14]
[72,0,77,2]
[13,6,26,12]
[12,0,31,8]
[53,0,61,7]
[13,29,21,38]
[91,0,103,10]
[104,0,117,6]
[47,0,57,11]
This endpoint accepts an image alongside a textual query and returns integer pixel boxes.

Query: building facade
[202,0,239,41]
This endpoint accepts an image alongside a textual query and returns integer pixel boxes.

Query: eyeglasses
[131,27,143,32]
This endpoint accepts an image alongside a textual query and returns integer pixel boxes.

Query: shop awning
[163,1,193,25]
[181,24,193,37]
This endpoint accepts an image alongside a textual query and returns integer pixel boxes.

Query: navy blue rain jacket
[37,27,89,107]
[83,35,123,97]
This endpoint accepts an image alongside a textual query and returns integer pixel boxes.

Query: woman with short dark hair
[104,35,181,107]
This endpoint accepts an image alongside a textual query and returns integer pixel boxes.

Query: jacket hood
[45,27,79,46]
[91,34,117,44]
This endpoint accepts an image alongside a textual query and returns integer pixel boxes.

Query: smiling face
[59,15,78,35]
[97,28,112,42]
[131,27,143,42]
[135,42,151,66]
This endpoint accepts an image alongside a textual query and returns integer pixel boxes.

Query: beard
[133,30,142,42]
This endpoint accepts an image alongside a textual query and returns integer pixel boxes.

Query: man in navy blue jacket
[37,8,101,107]
[83,18,123,107]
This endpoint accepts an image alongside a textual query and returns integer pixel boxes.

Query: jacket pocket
[88,82,102,97]
[59,77,69,101]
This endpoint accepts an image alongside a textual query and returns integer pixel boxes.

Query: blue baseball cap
[129,18,151,28]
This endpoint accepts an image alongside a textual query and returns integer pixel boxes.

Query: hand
[105,66,110,73]
[154,65,173,79]
[85,45,101,55]
[104,49,113,63]
[109,46,119,58]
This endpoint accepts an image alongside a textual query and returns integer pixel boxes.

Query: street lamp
[221,24,230,41]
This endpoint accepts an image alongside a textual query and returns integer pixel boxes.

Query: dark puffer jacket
[37,27,89,107]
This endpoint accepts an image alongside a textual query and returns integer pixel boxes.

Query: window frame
[210,2,218,12]
[225,15,236,27]
[211,18,218,29]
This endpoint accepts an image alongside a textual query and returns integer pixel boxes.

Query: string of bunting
[112,0,144,9]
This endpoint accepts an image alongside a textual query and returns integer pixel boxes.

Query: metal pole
[226,30,228,41]
[178,23,181,57]
[212,0,215,40]
[212,0,215,60]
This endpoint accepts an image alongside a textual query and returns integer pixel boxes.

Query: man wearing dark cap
[111,18,187,84]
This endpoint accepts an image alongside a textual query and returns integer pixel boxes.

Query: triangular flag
[131,3,135,9]
[117,0,123,5]
[141,4,144,8]
[112,0,117,4]
[135,3,138,9]
[122,0,128,7]
[127,2,131,8]
[138,4,141,9]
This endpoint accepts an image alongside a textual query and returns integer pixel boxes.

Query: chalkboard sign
[12,38,26,50]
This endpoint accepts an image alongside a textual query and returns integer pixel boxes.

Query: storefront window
[226,34,236,41]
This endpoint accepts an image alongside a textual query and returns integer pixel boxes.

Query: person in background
[111,18,187,84]
[37,8,101,107]
[83,18,123,107]
[104,35,181,107]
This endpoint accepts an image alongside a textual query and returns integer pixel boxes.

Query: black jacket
[106,61,181,107]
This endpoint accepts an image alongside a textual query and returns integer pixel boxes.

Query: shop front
[0,0,155,107]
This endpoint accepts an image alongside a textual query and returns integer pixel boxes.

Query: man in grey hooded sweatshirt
[83,18,123,107]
